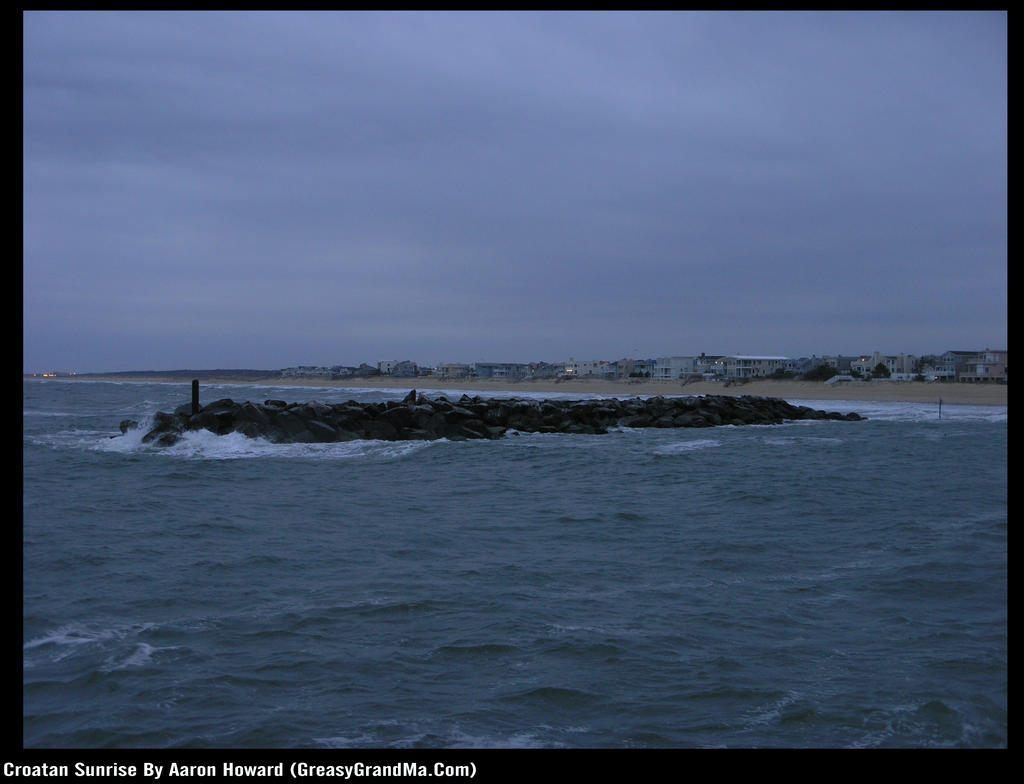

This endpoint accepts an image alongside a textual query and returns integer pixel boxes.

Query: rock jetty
[124,390,865,446]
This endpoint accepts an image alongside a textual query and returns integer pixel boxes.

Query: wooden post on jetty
[938,397,942,420]
[192,379,200,415]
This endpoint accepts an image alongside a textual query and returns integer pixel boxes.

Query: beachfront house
[914,351,981,382]
[474,362,528,379]
[934,350,978,382]
[958,349,1007,383]
[720,355,789,379]
[850,352,918,379]
[614,358,656,378]
[562,359,616,378]
[819,355,860,374]
[785,357,818,376]
[695,354,726,378]
[917,354,955,382]
[526,362,561,379]
[377,360,418,377]
[438,363,472,379]
[652,356,707,379]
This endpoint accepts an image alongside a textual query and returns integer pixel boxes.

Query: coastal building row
[555,350,1006,383]
[280,363,379,379]
[280,350,1006,383]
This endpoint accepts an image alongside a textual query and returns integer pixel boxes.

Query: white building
[850,352,918,378]
[720,356,789,379]
[377,360,418,377]
[959,349,1007,383]
[652,356,699,379]
[562,359,616,378]
[438,363,472,379]
[474,362,528,379]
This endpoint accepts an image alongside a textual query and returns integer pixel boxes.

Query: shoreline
[39,374,1008,406]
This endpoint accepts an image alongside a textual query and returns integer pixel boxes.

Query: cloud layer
[24,11,1007,372]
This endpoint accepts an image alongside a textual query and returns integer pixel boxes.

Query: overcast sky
[23,11,1006,373]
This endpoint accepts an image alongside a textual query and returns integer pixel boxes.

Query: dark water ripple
[22,381,1007,748]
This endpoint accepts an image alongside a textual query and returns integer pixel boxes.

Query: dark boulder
[188,409,235,435]
[134,393,866,445]
[306,420,341,442]
[141,411,184,443]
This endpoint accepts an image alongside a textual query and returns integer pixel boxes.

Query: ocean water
[21,380,1007,748]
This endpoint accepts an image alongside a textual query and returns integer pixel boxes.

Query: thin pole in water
[192,379,200,415]
[938,397,942,420]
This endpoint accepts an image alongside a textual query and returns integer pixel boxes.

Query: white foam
[26,427,136,454]
[23,622,159,667]
[39,390,1005,462]
[316,725,571,750]
[100,425,441,462]
[789,399,1006,424]
[24,624,119,651]
[761,435,846,447]
[741,690,802,728]
[89,414,157,453]
[101,643,158,672]
[41,412,445,461]
[652,439,722,455]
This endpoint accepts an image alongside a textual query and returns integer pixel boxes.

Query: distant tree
[802,364,839,382]
[872,363,891,378]
[768,367,797,380]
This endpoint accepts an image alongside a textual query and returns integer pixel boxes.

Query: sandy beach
[55,374,1008,406]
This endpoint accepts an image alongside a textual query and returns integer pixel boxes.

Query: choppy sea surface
[22,380,1006,748]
